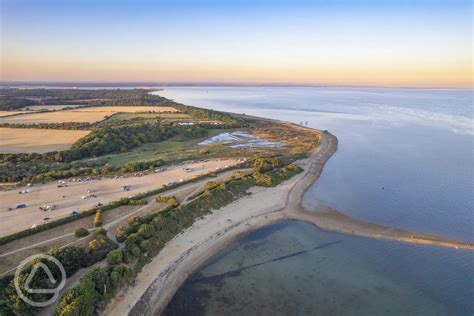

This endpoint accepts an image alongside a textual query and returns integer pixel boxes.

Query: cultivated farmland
[0,110,117,124]
[0,106,180,125]
[71,106,179,113]
[0,128,90,153]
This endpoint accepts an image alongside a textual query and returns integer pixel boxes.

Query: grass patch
[90,129,240,168]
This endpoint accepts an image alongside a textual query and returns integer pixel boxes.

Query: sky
[0,0,472,88]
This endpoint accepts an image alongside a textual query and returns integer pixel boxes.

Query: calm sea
[156,87,473,315]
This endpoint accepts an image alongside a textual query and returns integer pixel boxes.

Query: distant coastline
[1,82,471,90]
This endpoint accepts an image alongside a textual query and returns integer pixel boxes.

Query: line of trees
[0,122,93,130]
[0,97,37,110]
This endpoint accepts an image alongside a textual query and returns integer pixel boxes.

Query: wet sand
[105,130,473,316]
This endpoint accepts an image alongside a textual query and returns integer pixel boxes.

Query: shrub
[93,210,102,227]
[75,228,89,238]
[106,249,123,265]
[131,246,142,258]
[252,157,278,173]
[254,172,273,186]
[155,195,178,205]
[139,240,151,253]
[137,224,154,239]
[115,217,144,243]
[88,229,109,250]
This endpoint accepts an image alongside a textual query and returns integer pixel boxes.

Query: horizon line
[0,80,472,90]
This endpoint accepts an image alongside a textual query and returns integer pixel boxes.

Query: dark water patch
[187,240,342,285]
[162,282,210,316]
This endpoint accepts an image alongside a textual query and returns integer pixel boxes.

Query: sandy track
[0,158,241,237]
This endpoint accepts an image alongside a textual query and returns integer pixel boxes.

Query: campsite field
[0,128,90,153]
[0,158,241,237]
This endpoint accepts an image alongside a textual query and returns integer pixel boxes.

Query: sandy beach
[105,130,473,316]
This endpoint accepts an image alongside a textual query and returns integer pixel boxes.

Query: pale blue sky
[1,0,472,87]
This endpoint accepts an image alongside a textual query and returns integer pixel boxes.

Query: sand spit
[105,130,473,316]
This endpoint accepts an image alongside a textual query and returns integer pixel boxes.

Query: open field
[0,127,90,153]
[0,111,27,117]
[84,129,238,168]
[0,110,116,124]
[0,158,242,237]
[71,106,179,113]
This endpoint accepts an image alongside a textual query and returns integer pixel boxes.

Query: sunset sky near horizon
[1,0,472,88]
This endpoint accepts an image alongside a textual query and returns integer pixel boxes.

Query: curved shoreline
[285,132,474,251]
[106,130,473,316]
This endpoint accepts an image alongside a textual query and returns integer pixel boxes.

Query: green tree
[106,249,123,265]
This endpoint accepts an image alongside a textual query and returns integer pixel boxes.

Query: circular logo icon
[14,254,66,307]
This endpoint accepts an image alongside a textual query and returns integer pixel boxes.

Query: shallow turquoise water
[157,87,473,315]
[164,221,473,315]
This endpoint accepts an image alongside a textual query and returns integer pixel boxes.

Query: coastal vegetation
[52,162,302,315]
[0,229,116,316]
